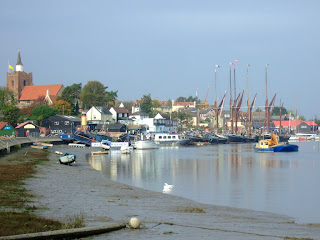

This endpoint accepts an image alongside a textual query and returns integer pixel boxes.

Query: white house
[109,106,130,124]
[141,113,178,133]
[86,106,113,124]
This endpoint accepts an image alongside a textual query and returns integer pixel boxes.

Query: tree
[54,100,72,115]
[272,106,287,116]
[0,88,20,126]
[1,106,20,126]
[255,108,262,112]
[105,90,118,107]
[140,94,153,116]
[176,96,186,102]
[57,83,82,115]
[186,96,196,102]
[80,81,114,110]
[31,105,58,124]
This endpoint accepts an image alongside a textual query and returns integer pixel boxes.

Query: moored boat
[153,133,190,146]
[254,133,298,152]
[133,140,159,150]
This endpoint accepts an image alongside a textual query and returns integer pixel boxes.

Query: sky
[1,0,319,119]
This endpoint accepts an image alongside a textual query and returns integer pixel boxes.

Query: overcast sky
[1,0,319,119]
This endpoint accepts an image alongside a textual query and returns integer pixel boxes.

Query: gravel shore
[25,146,320,239]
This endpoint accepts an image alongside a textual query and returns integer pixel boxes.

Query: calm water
[86,141,320,223]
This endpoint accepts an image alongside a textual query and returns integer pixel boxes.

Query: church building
[6,49,64,106]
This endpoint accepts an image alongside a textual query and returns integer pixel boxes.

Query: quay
[0,136,63,153]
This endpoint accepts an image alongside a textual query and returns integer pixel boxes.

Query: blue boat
[253,133,298,152]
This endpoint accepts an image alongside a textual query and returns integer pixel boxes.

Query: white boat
[59,153,76,165]
[289,133,316,142]
[101,140,128,150]
[153,133,190,145]
[133,140,159,150]
[120,145,131,154]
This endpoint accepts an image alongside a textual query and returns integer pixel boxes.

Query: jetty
[0,136,62,153]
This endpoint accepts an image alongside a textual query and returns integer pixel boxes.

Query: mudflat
[25,146,320,239]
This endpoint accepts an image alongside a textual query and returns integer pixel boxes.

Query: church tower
[6,49,33,100]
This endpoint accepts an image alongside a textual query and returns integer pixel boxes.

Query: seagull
[163,183,174,192]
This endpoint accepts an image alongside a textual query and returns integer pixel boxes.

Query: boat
[91,151,109,155]
[55,151,63,155]
[36,142,53,147]
[31,145,48,149]
[59,153,76,165]
[101,140,128,150]
[133,140,159,150]
[289,133,316,142]
[226,134,246,143]
[120,145,131,154]
[254,133,298,152]
[153,133,190,146]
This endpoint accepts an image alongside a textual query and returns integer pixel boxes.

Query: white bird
[163,183,174,192]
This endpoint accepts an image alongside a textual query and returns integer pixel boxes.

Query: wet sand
[25,146,320,239]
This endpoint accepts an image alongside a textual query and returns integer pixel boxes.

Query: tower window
[23,80,26,86]
[11,81,14,87]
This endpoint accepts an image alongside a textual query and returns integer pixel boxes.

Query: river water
[86,141,320,224]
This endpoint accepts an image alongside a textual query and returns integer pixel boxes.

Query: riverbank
[25,146,320,239]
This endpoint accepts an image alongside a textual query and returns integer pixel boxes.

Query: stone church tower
[6,49,33,100]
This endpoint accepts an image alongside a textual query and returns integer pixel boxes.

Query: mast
[233,59,239,133]
[229,62,233,133]
[214,65,220,131]
[279,99,283,135]
[246,64,250,135]
[196,88,199,128]
[265,64,270,133]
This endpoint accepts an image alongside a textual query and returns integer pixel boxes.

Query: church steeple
[16,49,24,72]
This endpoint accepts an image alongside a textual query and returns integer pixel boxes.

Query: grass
[0,148,85,237]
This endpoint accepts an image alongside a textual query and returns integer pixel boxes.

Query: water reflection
[86,142,320,223]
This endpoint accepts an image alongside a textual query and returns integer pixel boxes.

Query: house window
[23,80,27,86]
[54,122,59,125]
[11,81,14,87]
[64,121,70,125]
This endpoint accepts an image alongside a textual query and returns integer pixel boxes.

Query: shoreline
[25,146,320,239]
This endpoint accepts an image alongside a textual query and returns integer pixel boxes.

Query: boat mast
[229,62,233,133]
[214,65,220,132]
[279,99,283,135]
[246,64,250,136]
[265,64,270,133]
[233,60,239,133]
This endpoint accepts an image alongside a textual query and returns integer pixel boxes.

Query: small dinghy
[59,153,76,165]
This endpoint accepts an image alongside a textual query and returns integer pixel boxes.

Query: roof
[173,102,195,107]
[56,115,81,122]
[0,122,9,130]
[16,49,23,65]
[95,107,111,115]
[130,111,149,116]
[111,107,129,113]
[19,84,63,101]
[16,121,40,129]
[273,120,300,127]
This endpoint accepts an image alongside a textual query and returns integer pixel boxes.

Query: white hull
[133,140,159,150]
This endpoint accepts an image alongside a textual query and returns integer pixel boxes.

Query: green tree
[255,108,262,112]
[0,88,20,126]
[272,106,287,116]
[176,96,186,102]
[186,96,196,102]
[1,106,20,126]
[57,83,82,115]
[140,94,153,116]
[105,90,118,107]
[31,105,58,124]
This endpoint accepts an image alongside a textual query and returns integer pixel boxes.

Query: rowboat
[91,151,109,155]
[59,153,76,165]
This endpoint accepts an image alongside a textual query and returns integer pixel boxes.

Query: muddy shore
[24,146,320,239]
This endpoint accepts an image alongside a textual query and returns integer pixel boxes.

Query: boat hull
[133,140,159,150]
[254,144,299,152]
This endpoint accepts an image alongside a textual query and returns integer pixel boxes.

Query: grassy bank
[0,148,84,237]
